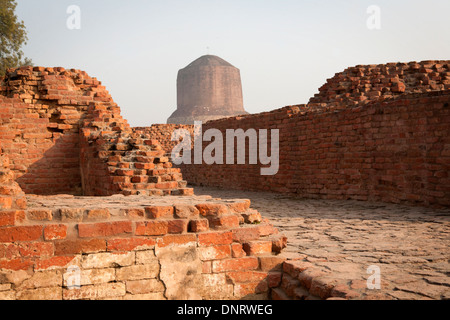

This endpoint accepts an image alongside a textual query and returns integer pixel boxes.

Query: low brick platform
[195,187,450,300]
[0,194,286,300]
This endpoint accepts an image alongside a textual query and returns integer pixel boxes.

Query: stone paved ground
[193,186,450,300]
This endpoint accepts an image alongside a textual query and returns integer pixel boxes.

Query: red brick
[120,208,145,219]
[267,272,283,288]
[188,219,209,232]
[243,241,273,256]
[231,226,261,242]
[259,256,286,272]
[208,215,240,229]
[195,203,229,217]
[226,271,268,284]
[27,209,53,221]
[107,238,155,251]
[198,245,231,260]
[44,224,68,240]
[145,206,174,219]
[156,234,197,248]
[135,221,168,236]
[0,258,33,271]
[226,200,251,213]
[134,162,155,170]
[78,221,132,238]
[17,242,54,258]
[234,281,268,296]
[85,208,110,221]
[198,231,233,246]
[231,243,246,258]
[168,219,189,234]
[174,205,200,219]
[212,257,259,273]
[0,225,42,242]
[34,256,76,270]
[54,239,106,255]
[0,211,15,227]
[0,196,12,209]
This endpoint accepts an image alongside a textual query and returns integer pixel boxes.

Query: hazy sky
[16,0,450,126]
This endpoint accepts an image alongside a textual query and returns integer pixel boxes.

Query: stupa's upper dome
[184,55,235,68]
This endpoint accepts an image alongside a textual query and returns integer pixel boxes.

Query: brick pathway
[194,186,450,300]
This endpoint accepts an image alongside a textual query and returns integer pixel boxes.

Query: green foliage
[0,0,32,76]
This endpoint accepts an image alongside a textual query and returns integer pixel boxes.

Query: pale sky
[16,0,450,126]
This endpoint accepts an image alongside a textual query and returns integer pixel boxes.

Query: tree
[0,0,32,76]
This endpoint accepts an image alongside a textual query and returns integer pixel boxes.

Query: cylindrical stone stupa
[167,55,247,124]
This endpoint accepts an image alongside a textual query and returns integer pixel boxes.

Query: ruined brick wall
[0,66,192,197]
[0,194,286,300]
[309,60,450,109]
[0,67,95,194]
[180,91,450,207]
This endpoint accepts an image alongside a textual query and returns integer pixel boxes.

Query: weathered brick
[188,219,209,232]
[0,225,42,242]
[168,219,189,234]
[107,238,155,252]
[78,221,132,238]
[60,208,84,222]
[212,257,259,273]
[145,206,174,219]
[120,208,145,220]
[116,263,160,281]
[198,245,231,261]
[0,211,15,227]
[231,243,246,258]
[54,239,106,255]
[63,282,126,300]
[16,242,54,258]
[85,208,110,221]
[156,234,197,248]
[208,215,240,229]
[27,209,53,221]
[81,252,134,269]
[18,270,62,289]
[242,241,273,256]
[259,256,286,272]
[17,286,62,300]
[34,256,77,271]
[63,268,116,286]
[226,271,268,284]
[198,231,233,246]
[195,203,229,217]
[44,224,67,241]
[126,279,165,295]
[174,205,200,219]
[135,221,168,236]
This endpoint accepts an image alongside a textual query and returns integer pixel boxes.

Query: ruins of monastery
[0,59,449,300]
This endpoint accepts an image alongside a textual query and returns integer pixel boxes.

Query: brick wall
[179,91,450,207]
[0,66,192,196]
[0,194,286,300]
